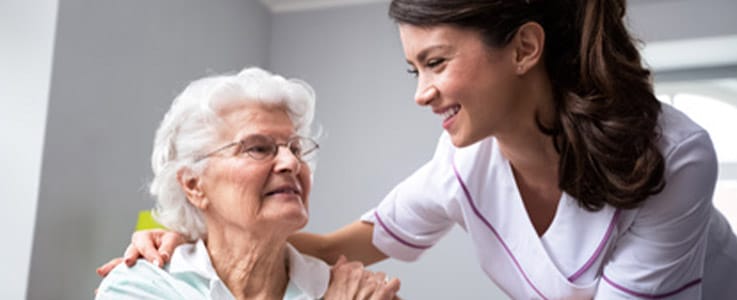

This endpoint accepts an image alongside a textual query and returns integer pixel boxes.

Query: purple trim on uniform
[373,211,432,250]
[567,209,622,282]
[452,161,549,300]
[602,274,702,299]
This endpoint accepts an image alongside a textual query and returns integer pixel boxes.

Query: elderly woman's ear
[177,168,209,210]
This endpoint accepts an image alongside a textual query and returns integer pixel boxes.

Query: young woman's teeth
[442,105,460,119]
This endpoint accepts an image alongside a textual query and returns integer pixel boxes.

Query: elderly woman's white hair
[149,67,316,241]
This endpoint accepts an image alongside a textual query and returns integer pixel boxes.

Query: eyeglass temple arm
[194,141,240,162]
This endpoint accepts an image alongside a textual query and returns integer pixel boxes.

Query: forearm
[289,221,388,265]
[288,231,334,262]
[327,221,388,265]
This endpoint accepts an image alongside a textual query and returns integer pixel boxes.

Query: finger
[343,262,364,295]
[329,256,355,283]
[131,231,162,266]
[374,272,387,284]
[157,232,183,263]
[330,255,347,280]
[327,260,363,299]
[358,281,379,299]
[96,257,123,277]
[123,244,139,266]
[357,270,379,299]
[373,278,401,300]
[371,278,400,300]
[347,262,365,282]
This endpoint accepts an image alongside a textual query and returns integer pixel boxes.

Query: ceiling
[258,0,737,74]
[259,0,388,13]
[258,0,667,13]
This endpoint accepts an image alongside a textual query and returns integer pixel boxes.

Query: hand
[95,229,185,277]
[324,255,401,300]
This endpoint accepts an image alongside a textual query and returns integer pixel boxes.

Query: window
[656,78,737,229]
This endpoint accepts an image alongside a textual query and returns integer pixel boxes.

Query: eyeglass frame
[193,134,319,163]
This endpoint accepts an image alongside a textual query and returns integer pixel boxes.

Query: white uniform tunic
[362,104,737,299]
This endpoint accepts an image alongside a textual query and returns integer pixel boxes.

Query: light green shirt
[96,240,330,299]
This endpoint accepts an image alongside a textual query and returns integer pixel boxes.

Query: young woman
[100,0,737,298]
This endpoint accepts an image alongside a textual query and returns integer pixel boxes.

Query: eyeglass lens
[238,135,318,161]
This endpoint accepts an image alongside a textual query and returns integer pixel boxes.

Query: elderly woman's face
[198,102,311,234]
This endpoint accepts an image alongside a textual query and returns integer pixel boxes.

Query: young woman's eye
[426,58,445,68]
[406,68,419,78]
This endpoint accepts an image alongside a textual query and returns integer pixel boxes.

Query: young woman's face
[400,24,524,147]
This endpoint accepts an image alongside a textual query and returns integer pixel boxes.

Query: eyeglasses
[195,134,319,163]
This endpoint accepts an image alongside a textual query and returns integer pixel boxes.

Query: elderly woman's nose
[273,146,301,173]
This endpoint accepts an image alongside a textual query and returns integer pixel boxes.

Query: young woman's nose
[414,77,437,106]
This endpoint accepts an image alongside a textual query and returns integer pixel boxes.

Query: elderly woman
[96,67,399,299]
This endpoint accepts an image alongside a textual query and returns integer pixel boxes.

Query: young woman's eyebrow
[408,45,451,65]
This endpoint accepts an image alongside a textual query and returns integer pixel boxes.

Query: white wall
[0,1,58,299]
[26,0,272,299]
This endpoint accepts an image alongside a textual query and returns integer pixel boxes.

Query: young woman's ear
[177,168,209,210]
[513,21,545,75]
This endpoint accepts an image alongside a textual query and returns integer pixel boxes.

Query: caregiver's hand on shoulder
[95,229,185,277]
[325,255,401,300]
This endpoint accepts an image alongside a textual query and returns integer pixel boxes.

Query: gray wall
[26,0,271,299]
[628,0,737,42]
[0,1,58,299]
[18,0,737,299]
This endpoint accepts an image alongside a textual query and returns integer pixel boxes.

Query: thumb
[333,254,347,267]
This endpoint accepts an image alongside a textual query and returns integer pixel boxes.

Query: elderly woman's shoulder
[95,259,205,300]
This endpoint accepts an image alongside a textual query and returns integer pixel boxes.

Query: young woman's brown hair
[389,0,665,210]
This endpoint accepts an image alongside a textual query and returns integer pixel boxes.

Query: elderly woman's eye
[289,144,303,156]
[245,144,274,155]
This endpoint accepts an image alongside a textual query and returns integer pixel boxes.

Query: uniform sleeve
[360,133,459,261]
[596,131,718,299]
[95,260,188,300]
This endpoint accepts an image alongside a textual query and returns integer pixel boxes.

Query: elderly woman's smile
[263,182,303,198]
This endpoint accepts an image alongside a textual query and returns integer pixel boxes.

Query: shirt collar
[284,243,330,298]
[168,239,329,299]
[167,239,217,279]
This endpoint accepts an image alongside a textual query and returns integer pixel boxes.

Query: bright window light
[655,78,737,230]
[671,93,737,162]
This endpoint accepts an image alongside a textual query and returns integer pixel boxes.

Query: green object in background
[135,210,167,231]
